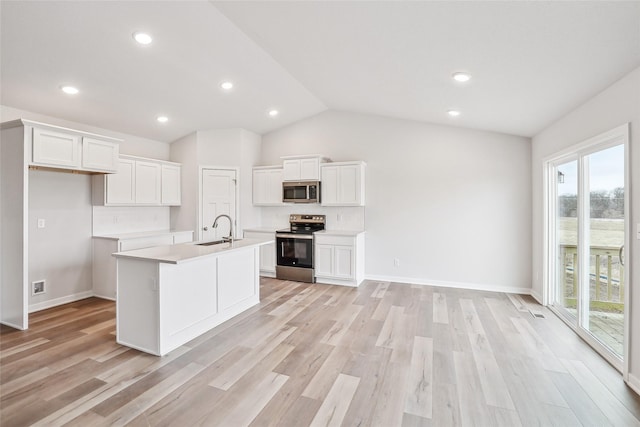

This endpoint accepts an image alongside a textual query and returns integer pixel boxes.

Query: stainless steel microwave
[282,181,320,203]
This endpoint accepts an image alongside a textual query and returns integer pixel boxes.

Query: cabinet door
[106,159,135,205]
[283,160,301,181]
[82,137,119,172]
[32,128,80,168]
[300,158,320,180]
[260,242,276,273]
[315,244,334,276]
[320,166,339,205]
[338,164,361,205]
[135,161,161,205]
[334,245,355,279]
[267,169,283,204]
[252,170,267,205]
[161,164,181,205]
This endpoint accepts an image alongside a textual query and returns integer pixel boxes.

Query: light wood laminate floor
[2,279,640,426]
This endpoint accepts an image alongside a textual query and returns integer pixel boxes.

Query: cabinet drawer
[314,234,355,247]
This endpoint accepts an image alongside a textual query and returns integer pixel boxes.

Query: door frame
[198,166,240,242]
[542,123,630,377]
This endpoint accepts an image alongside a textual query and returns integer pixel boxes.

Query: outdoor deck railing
[559,244,624,311]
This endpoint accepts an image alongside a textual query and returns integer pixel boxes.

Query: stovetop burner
[276,214,326,235]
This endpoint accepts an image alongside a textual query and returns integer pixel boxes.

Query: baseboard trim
[29,291,94,313]
[627,373,640,396]
[364,274,532,296]
[529,289,543,304]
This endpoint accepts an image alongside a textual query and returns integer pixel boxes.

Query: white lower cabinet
[92,231,193,300]
[243,230,276,276]
[314,232,365,286]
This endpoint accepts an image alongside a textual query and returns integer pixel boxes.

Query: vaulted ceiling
[1,1,639,143]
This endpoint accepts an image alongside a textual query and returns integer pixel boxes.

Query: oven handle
[276,233,314,240]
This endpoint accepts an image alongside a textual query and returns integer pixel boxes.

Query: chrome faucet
[212,214,234,243]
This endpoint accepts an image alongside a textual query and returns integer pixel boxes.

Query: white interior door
[201,169,237,241]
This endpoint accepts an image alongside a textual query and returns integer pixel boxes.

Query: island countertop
[113,237,273,264]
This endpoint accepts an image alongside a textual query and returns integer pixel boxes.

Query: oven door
[276,234,313,268]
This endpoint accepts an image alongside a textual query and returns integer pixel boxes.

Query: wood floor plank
[433,292,449,324]
[209,325,296,391]
[459,298,516,410]
[218,371,290,427]
[404,336,433,419]
[2,282,638,426]
[309,373,360,427]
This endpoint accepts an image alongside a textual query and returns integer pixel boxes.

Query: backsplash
[93,206,170,235]
[259,205,365,231]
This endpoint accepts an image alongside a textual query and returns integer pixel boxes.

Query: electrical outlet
[37,219,45,228]
[32,280,46,296]
[394,258,400,267]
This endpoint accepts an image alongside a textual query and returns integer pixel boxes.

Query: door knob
[203,226,208,231]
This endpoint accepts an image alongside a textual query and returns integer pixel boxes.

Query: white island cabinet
[113,238,272,356]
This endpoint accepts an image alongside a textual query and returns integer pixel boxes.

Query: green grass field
[558,218,624,248]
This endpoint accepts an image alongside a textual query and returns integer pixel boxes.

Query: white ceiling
[2,1,639,143]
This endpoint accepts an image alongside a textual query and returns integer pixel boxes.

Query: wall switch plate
[37,219,45,228]
[394,258,400,267]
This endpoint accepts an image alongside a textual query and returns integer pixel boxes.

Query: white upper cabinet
[94,155,181,206]
[281,155,328,181]
[105,158,136,205]
[82,137,119,172]
[134,161,161,205]
[32,128,81,168]
[161,164,181,206]
[31,124,120,173]
[321,161,366,206]
[253,167,283,206]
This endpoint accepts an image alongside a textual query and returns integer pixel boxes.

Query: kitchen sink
[195,240,227,246]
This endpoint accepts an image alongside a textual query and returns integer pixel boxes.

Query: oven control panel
[290,214,325,224]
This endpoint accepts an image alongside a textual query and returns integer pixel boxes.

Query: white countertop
[93,230,193,241]
[113,237,273,264]
[243,227,281,233]
[314,230,365,237]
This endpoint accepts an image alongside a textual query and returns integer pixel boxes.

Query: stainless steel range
[275,214,325,283]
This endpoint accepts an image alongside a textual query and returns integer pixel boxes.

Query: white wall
[28,170,93,310]
[262,110,532,293]
[531,66,640,386]
[170,129,262,240]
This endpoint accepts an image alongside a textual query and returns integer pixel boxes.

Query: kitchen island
[113,238,272,356]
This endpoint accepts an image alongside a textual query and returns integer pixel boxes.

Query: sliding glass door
[548,125,628,369]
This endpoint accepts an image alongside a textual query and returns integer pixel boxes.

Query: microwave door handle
[306,185,309,200]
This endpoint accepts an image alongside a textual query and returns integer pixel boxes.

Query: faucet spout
[212,214,234,243]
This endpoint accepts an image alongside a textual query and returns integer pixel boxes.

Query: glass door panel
[586,145,625,357]
[555,160,578,320]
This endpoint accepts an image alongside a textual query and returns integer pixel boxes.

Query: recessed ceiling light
[448,110,461,117]
[220,81,234,91]
[60,86,79,95]
[133,32,153,45]
[452,72,471,83]
[156,116,169,123]
[268,109,279,117]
